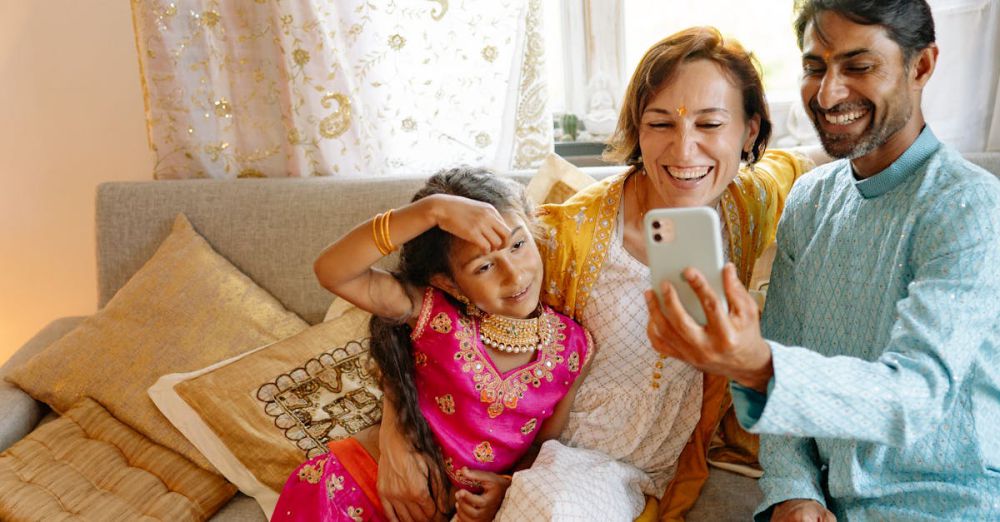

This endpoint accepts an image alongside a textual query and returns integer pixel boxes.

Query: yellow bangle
[372,212,390,256]
[372,210,395,256]
[382,208,396,252]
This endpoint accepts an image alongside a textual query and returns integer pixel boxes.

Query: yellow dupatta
[535,149,814,521]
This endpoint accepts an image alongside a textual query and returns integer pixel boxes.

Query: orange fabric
[657,373,730,522]
[328,438,384,513]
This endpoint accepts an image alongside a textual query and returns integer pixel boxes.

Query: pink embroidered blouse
[410,288,592,490]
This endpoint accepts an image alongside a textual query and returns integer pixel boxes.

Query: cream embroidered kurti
[562,206,703,493]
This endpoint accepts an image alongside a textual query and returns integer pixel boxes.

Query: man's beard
[810,98,912,160]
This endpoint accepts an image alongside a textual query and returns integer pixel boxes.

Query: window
[546,0,803,145]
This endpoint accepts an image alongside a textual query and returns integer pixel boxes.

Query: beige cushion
[526,153,598,205]
[0,398,236,521]
[149,300,380,517]
[6,214,309,471]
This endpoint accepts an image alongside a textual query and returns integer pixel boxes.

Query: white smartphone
[644,207,727,325]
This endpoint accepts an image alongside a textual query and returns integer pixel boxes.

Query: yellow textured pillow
[149,300,381,516]
[7,214,308,471]
[0,398,236,521]
[525,153,598,205]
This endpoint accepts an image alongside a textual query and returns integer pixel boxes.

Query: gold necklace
[631,171,670,389]
[632,170,651,221]
[478,307,552,354]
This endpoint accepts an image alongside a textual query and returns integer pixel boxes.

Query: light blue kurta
[732,127,1000,521]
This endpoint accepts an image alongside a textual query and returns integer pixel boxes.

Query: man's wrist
[735,339,774,392]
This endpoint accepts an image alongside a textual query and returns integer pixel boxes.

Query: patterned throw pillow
[149,300,381,518]
[6,214,308,472]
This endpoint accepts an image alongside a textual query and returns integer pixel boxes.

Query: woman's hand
[377,404,438,522]
[453,468,512,522]
[428,194,511,253]
[644,262,774,391]
[771,499,836,522]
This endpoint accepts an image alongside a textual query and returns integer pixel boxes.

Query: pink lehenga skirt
[272,438,385,522]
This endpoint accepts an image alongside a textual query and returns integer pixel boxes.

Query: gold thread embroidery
[430,312,452,333]
[512,0,551,169]
[427,0,448,20]
[573,174,626,316]
[256,340,381,460]
[474,441,495,463]
[319,93,351,139]
[520,418,537,435]
[444,457,481,488]
[436,394,456,414]
[411,287,436,340]
[567,351,580,373]
[298,459,325,484]
[326,473,345,499]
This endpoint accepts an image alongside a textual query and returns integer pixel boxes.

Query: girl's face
[638,59,760,208]
[440,211,543,319]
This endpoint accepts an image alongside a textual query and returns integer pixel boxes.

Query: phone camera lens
[653,233,662,242]
[652,220,661,229]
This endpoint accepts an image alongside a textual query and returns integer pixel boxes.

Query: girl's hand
[453,468,512,522]
[429,195,511,253]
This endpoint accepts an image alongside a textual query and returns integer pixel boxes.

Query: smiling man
[644,0,1000,520]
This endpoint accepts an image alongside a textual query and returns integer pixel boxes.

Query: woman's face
[638,59,760,208]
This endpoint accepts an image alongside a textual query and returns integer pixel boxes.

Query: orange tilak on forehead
[823,51,832,61]
[677,105,687,116]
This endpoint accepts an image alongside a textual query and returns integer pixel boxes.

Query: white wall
[0,1,153,365]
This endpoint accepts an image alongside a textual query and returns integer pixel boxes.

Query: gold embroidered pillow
[0,398,236,521]
[148,300,381,517]
[6,214,309,471]
[525,153,598,205]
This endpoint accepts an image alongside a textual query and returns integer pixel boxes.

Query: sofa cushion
[525,152,598,205]
[6,214,309,471]
[149,299,379,517]
[0,398,236,521]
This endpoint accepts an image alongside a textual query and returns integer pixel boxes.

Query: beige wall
[0,2,153,365]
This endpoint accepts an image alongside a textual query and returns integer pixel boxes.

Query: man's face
[800,11,915,161]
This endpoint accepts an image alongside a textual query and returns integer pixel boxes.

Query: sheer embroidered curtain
[131,0,551,179]
[924,0,1000,152]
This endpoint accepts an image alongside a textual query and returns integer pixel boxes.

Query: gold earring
[456,294,481,318]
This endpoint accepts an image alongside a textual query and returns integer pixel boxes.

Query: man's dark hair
[794,0,936,63]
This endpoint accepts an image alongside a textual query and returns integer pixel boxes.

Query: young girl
[272,168,592,522]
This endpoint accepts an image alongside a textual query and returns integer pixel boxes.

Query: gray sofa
[3,153,999,521]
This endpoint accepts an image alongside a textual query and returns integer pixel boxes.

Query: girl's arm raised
[314,194,512,320]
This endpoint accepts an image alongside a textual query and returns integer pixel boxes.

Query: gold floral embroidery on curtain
[130,0,551,179]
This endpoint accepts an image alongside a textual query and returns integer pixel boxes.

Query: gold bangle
[372,212,390,256]
[381,209,395,253]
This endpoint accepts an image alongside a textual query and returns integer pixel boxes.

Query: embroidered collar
[854,126,940,199]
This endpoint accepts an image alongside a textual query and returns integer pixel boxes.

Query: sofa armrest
[0,316,86,452]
